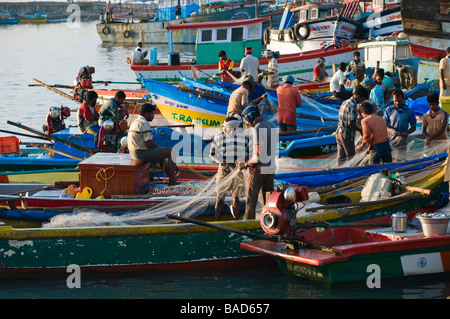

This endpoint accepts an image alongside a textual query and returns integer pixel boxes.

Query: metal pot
[391,212,407,233]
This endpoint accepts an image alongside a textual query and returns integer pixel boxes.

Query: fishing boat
[356,0,403,39]
[0,10,19,24]
[131,16,362,83]
[400,0,450,61]
[0,212,274,277]
[240,187,450,285]
[265,0,362,55]
[141,76,338,133]
[0,159,446,277]
[19,12,47,24]
[97,0,278,44]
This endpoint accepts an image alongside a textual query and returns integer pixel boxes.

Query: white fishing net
[42,167,266,228]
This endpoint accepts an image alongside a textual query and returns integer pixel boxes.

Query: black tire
[102,26,109,35]
[278,30,284,41]
[263,28,271,45]
[288,26,297,41]
[124,30,130,38]
[295,22,310,41]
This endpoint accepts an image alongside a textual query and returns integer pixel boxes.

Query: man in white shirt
[330,62,349,101]
[129,42,149,65]
[440,47,450,97]
[240,47,260,82]
[128,103,178,185]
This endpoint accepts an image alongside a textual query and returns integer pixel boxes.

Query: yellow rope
[95,166,115,196]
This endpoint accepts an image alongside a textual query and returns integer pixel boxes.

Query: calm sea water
[1,21,450,301]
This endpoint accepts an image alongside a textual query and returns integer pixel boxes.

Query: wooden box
[78,153,149,199]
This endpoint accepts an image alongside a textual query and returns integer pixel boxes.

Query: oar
[296,77,314,84]
[28,83,75,89]
[0,129,50,141]
[30,143,84,161]
[32,78,80,103]
[305,193,425,212]
[7,120,97,155]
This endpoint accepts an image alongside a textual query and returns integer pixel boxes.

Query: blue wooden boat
[276,153,447,188]
[141,76,338,133]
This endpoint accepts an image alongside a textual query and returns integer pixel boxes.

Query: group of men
[77,90,179,186]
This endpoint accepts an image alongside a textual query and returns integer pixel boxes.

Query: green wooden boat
[241,208,450,286]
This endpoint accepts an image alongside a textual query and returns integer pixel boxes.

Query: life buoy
[102,26,109,35]
[124,30,130,38]
[295,23,310,41]
[288,26,297,41]
[263,28,271,45]
[278,30,284,41]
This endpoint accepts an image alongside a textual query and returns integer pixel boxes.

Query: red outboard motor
[73,65,95,102]
[97,119,128,153]
[43,106,71,135]
[260,184,309,237]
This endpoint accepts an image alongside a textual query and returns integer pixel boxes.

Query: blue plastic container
[52,127,96,159]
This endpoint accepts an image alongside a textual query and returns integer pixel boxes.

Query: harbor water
[1,20,450,301]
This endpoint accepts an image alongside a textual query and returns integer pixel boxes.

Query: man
[77,90,99,135]
[237,105,277,220]
[422,92,448,148]
[98,90,127,126]
[127,103,178,185]
[336,86,369,166]
[383,89,417,162]
[312,57,328,83]
[247,75,268,107]
[439,47,450,97]
[128,42,149,65]
[397,64,417,91]
[209,117,250,220]
[277,75,302,132]
[330,62,349,101]
[227,77,252,117]
[347,51,366,88]
[369,68,386,107]
[217,50,235,83]
[355,101,392,164]
[240,47,260,82]
[260,50,279,89]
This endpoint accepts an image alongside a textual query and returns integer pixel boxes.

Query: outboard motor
[73,65,95,102]
[260,184,309,237]
[43,106,71,135]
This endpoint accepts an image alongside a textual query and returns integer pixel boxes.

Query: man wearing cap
[397,64,417,91]
[260,50,279,89]
[439,47,450,97]
[237,105,277,220]
[240,47,261,82]
[277,75,302,132]
[312,57,328,83]
[217,50,235,83]
[227,77,252,117]
[209,116,250,220]
[347,51,366,88]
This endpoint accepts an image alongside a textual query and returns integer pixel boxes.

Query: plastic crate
[0,136,20,155]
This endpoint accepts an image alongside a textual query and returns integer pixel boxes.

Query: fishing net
[42,167,266,228]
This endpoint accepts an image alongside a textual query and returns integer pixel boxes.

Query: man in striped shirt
[128,103,178,185]
[209,117,251,220]
[227,78,252,117]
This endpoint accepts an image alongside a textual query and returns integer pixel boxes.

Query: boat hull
[400,0,450,61]
[133,46,362,82]
[97,6,266,44]
[242,231,450,285]
[0,219,272,276]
